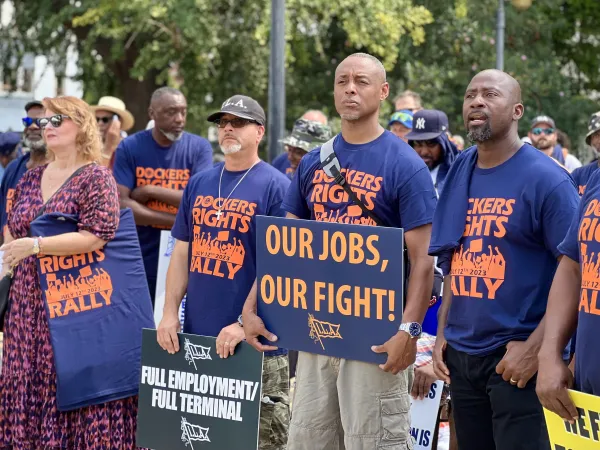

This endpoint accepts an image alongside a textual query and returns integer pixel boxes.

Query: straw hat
[90,96,135,131]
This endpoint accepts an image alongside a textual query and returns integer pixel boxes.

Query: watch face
[409,322,421,337]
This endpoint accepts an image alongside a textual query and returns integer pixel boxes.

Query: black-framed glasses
[532,127,555,136]
[214,118,258,128]
[38,115,70,129]
[22,117,40,128]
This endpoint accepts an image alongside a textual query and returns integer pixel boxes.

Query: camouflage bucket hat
[280,119,333,152]
[586,111,600,145]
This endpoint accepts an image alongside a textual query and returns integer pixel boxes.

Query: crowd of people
[0,50,597,450]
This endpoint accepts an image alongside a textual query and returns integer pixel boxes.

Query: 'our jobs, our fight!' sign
[136,330,263,450]
[256,216,405,364]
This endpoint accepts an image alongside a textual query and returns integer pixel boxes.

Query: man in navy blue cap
[406,109,458,194]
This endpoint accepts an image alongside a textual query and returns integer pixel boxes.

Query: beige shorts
[287,351,414,450]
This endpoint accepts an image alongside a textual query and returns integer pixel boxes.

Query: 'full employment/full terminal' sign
[256,216,405,364]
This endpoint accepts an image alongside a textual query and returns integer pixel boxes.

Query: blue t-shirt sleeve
[541,179,579,259]
[192,138,214,175]
[558,204,582,263]
[266,176,291,218]
[397,166,437,231]
[171,180,193,242]
[112,141,135,190]
[282,157,311,219]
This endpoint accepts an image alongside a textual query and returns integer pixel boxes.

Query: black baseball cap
[207,95,266,126]
[530,115,555,130]
[404,110,449,141]
[24,100,43,112]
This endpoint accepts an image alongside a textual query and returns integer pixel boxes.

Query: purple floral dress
[0,164,145,450]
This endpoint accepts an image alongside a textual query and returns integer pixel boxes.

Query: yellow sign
[544,389,600,450]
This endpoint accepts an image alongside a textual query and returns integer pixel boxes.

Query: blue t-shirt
[558,168,600,395]
[0,152,30,232]
[271,152,292,177]
[113,130,213,285]
[171,161,290,355]
[283,130,437,229]
[571,161,599,196]
[445,146,578,355]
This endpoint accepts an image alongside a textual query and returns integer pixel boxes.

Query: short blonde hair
[42,96,102,162]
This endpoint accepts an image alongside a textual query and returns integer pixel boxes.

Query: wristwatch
[399,322,422,338]
[32,237,41,256]
[237,314,243,328]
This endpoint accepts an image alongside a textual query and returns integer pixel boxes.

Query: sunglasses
[96,116,112,124]
[22,117,40,128]
[214,118,258,128]
[38,115,70,129]
[532,127,555,136]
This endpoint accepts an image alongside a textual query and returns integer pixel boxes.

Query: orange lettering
[482,198,494,214]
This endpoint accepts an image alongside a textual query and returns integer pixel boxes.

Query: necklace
[217,160,260,221]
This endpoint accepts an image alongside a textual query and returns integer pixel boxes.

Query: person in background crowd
[280,118,332,175]
[393,89,423,112]
[528,115,582,171]
[388,110,413,142]
[90,96,135,169]
[556,129,572,155]
[0,96,145,449]
[243,52,436,450]
[114,87,213,303]
[430,69,578,450]
[0,133,20,183]
[406,109,458,194]
[570,111,600,196]
[157,95,291,449]
[0,101,49,244]
[271,110,328,176]
[450,134,465,151]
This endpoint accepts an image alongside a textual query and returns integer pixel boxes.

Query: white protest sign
[153,230,186,328]
[410,380,444,450]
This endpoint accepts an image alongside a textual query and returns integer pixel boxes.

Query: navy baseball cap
[24,100,43,112]
[0,132,21,156]
[530,115,555,130]
[405,110,449,141]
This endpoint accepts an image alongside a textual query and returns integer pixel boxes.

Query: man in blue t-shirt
[157,95,291,448]
[537,168,600,422]
[571,111,600,196]
[271,110,328,177]
[0,101,48,244]
[242,53,437,450]
[113,87,213,301]
[429,70,578,450]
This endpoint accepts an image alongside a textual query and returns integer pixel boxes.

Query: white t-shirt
[565,153,582,172]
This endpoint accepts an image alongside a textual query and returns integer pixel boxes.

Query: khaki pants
[288,352,414,450]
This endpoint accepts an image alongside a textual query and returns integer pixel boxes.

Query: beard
[160,128,183,142]
[23,136,46,152]
[220,143,242,155]
[467,122,492,143]
[340,113,360,121]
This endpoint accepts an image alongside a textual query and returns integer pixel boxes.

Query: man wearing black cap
[0,101,48,243]
[528,115,582,171]
[157,94,291,449]
[571,111,600,196]
[114,87,213,302]
[406,109,458,194]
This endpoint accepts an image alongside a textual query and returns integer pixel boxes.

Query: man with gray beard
[0,101,48,244]
[429,70,578,450]
[157,94,291,449]
[114,87,213,302]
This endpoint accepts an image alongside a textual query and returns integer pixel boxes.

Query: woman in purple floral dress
[0,96,144,449]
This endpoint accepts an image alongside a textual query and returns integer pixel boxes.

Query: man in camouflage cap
[571,111,600,195]
[280,118,332,175]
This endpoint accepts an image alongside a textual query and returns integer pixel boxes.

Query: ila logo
[183,338,212,370]
[181,416,210,447]
[308,314,343,350]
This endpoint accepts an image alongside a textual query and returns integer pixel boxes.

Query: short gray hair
[346,52,387,82]
[151,87,184,105]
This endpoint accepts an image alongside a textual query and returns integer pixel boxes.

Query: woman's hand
[1,238,35,268]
